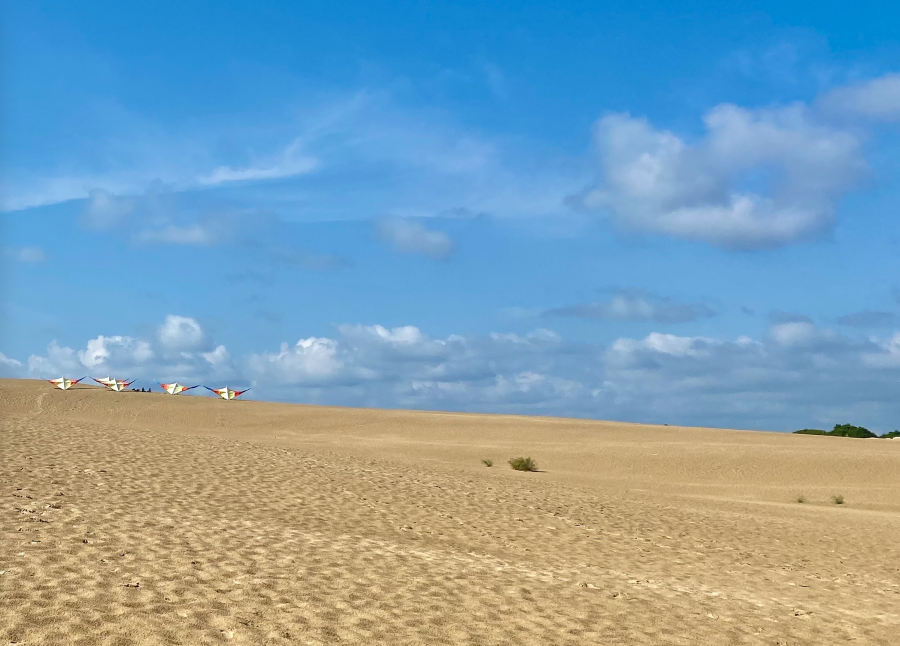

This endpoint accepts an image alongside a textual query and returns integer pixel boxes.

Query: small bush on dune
[796,495,806,503]
[831,494,845,505]
[482,459,493,467]
[508,457,538,472]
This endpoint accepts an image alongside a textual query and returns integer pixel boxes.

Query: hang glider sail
[92,376,118,387]
[204,386,250,400]
[47,377,85,390]
[106,379,137,392]
[158,382,199,395]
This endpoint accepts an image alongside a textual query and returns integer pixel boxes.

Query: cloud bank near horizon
[6,314,900,433]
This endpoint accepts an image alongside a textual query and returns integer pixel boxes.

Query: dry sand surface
[2,378,899,645]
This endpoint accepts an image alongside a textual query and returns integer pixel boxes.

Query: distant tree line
[794,424,900,439]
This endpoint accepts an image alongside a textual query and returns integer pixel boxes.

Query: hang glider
[92,377,136,391]
[106,379,137,392]
[158,382,199,395]
[47,376,85,390]
[204,386,250,400]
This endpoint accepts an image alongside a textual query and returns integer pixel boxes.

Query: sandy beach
[2,377,898,644]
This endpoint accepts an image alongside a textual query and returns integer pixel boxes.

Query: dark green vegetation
[794,423,899,438]
[481,459,494,467]
[508,457,538,472]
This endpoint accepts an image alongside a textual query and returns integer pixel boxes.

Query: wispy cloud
[544,289,716,323]
[820,73,900,121]
[135,224,216,245]
[3,246,46,263]
[3,89,579,224]
[197,139,319,185]
[837,310,897,328]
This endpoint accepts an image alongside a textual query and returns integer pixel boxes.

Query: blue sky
[3,0,900,431]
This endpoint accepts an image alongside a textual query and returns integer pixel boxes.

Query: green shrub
[880,430,900,439]
[508,457,538,472]
[794,424,877,438]
[482,459,493,467]
[831,494,845,505]
[830,424,876,438]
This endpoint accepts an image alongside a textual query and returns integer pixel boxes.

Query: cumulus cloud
[158,315,209,353]
[574,103,865,249]
[246,338,344,385]
[820,73,900,121]
[23,315,236,385]
[13,315,900,432]
[375,217,454,260]
[544,290,716,323]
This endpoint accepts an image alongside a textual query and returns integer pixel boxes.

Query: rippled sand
[2,378,898,645]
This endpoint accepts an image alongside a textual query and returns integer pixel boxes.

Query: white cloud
[0,352,24,377]
[158,315,209,352]
[768,321,820,346]
[862,332,900,368]
[545,290,716,323]
[246,338,343,385]
[27,340,83,376]
[820,73,900,121]
[197,139,319,185]
[375,217,454,260]
[610,332,713,359]
[576,103,865,248]
[3,246,46,263]
[80,335,154,369]
[24,316,236,385]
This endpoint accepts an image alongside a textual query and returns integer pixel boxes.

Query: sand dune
[2,378,898,644]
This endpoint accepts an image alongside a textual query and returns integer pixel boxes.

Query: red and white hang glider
[47,377,86,390]
[158,382,199,395]
[204,386,250,400]
[106,379,137,392]
[92,377,136,391]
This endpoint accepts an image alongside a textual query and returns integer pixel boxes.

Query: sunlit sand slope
[2,378,898,645]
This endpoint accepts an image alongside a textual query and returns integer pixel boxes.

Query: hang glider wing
[92,376,116,387]
[158,382,200,395]
[204,386,250,400]
[47,377,85,390]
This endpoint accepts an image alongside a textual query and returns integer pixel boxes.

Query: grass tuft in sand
[508,456,538,471]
